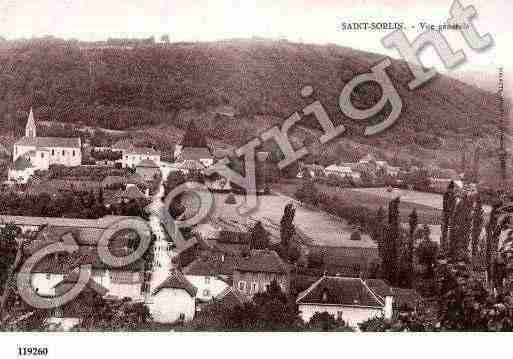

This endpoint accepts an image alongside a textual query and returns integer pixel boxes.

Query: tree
[448,194,473,261]
[0,224,20,296]
[471,195,484,258]
[372,207,386,260]
[249,221,270,250]
[403,208,418,287]
[280,203,296,250]
[295,179,318,206]
[307,311,352,331]
[382,197,400,285]
[417,225,438,276]
[441,181,456,256]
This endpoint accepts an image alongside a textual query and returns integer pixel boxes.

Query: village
[0,105,507,332]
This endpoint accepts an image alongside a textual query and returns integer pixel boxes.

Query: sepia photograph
[0,0,512,357]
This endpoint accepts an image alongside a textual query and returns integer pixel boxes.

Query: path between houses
[145,165,175,300]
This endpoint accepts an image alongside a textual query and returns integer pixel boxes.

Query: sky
[0,0,511,94]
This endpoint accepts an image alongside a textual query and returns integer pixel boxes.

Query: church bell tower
[25,107,36,138]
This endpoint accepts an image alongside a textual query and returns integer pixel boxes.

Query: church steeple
[25,107,36,138]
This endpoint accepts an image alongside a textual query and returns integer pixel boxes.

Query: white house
[183,257,232,301]
[13,108,82,169]
[121,147,161,169]
[174,145,214,168]
[296,276,393,329]
[150,270,197,323]
[325,164,361,180]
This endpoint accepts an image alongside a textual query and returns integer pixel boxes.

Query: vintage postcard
[0,0,511,357]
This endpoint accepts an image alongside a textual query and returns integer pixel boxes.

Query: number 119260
[17,347,48,356]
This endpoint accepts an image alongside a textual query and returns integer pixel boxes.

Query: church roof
[15,137,81,149]
[26,107,35,130]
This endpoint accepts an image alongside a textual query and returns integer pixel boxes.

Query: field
[275,181,446,225]
[208,192,377,248]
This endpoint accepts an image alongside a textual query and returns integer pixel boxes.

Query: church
[8,108,82,183]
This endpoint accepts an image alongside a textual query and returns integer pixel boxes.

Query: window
[41,153,44,158]
[203,289,210,297]
[62,150,65,156]
[72,150,76,156]
[45,273,51,280]
[237,280,246,292]
[205,276,210,284]
[178,313,185,321]
[51,149,54,156]
[251,282,258,293]
[337,311,343,320]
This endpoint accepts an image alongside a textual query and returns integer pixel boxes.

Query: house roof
[12,156,33,170]
[297,276,384,308]
[120,186,146,200]
[112,139,135,150]
[54,269,109,296]
[137,159,159,168]
[180,147,213,161]
[235,250,288,274]
[177,159,206,170]
[325,165,352,173]
[15,137,81,149]
[214,286,250,308]
[102,174,143,187]
[365,278,393,298]
[153,270,197,297]
[1,214,140,231]
[126,147,160,156]
[183,254,238,277]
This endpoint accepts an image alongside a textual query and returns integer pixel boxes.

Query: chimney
[384,295,394,319]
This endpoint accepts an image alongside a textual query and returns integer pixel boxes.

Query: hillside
[0,38,509,180]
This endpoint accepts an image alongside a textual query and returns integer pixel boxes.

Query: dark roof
[365,279,393,298]
[137,159,159,168]
[23,240,145,272]
[184,254,238,277]
[235,250,288,274]
[296,276,384,308]
[0,214,138,230]
[214,286,250,308]
[153,270,197,297]
[102,174,143,187]
[112,139,135,150]
[180,147,212,161]
[55,269,109,296]
[126,147,160,156]
[120,186,146,200]
[15,137,81,148]
[177,159,205,170]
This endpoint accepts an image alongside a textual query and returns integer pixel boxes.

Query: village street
[146,163,175,296]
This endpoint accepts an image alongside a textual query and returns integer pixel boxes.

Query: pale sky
[0,0,511,94]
